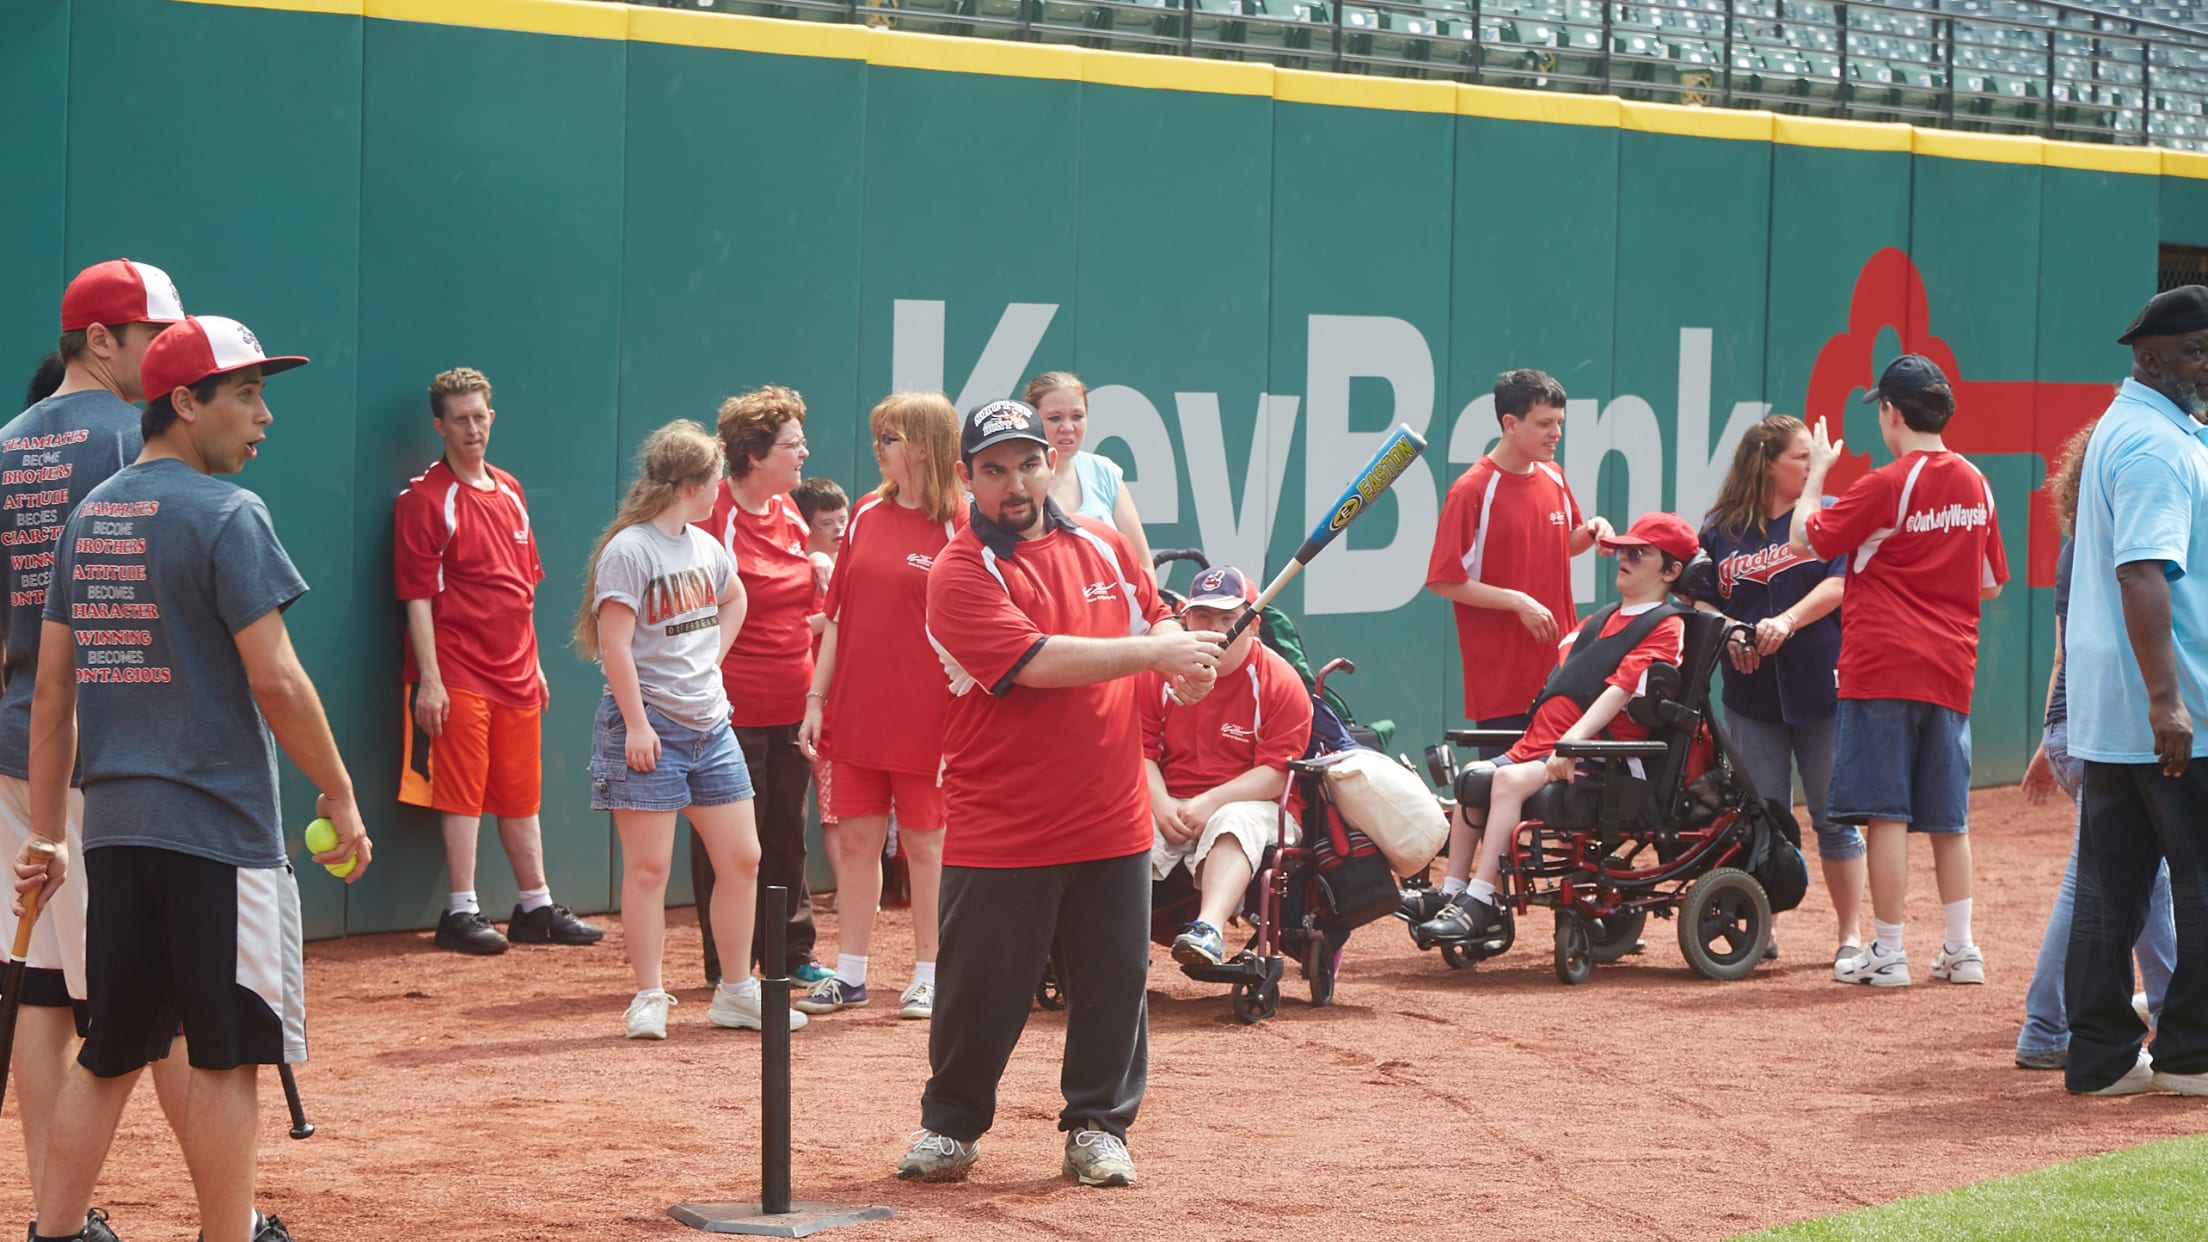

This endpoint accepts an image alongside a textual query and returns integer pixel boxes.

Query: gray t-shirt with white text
[46,459,307,868]
[593,522,734,731]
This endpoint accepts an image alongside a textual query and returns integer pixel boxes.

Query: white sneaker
[625,989,676,1040]
[2150,1067,2208,1096]
[2081,1049,2156,1096]
[899,980,934,1021]
[1834,943,1911,987]
[708,982,809,1031]
[1929,943,1985,984]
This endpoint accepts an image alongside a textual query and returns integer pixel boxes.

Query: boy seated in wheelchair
[1138,566,1316,966]
[1410,513,1699,945]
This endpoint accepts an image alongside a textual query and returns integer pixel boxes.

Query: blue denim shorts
[588,694,754,813]
[1826,697,1971,833]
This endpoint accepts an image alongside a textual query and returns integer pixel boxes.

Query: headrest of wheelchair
[1670,551,1714,601]
[1625,661,1684,727]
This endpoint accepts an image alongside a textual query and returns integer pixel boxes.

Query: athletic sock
[1942,899,1973,954]
[1873,919,1905,957]
[1467,878,1498,905]
[724,976,761,1000]
[449,890,480,916]
[911,960,936,988]
[517,886,553,913]
[836,953,869,988]
[1440,876,1469,897]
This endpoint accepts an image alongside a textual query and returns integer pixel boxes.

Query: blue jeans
[2017,720,2176,1057]
[1730,711,1858,861]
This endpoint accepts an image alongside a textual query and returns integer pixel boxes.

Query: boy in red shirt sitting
[1414,513,1697,945]
[1140,567,1316,966]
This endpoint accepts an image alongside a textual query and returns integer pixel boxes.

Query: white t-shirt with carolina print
[593,521,736,730]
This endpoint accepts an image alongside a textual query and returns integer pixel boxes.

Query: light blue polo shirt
[2068,378,2208,763]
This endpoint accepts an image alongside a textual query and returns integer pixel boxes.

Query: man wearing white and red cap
[0,259,186,1242]
[1139,564,1315,969]
[1415,512,1694,946]
[13,315,372,1242]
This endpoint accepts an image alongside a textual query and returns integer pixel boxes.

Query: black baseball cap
[1862,354,1949,405]
[960,399,1050,463]
[2117,284,2208,345]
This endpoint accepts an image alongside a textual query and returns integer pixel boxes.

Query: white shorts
[1150,800,1294,883]
[0,774,89,1000]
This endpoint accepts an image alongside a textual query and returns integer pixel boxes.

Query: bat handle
[1218,607,1260,648]
[10,840,57,961]
[280,1063,315,1139]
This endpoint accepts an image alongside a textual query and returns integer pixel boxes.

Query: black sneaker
[506,903,604,946]
[196,1210,293,1242]
[30,1207,120,1242]
[1398,886,1448,924]
[1416,891,1502,943]
[433,909,508,956]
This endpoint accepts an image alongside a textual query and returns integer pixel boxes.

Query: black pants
[693,722,816,984]
[921,849,1150,1144]
[2066,759,2208,1091]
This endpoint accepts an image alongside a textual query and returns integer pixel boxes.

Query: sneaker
[1171,921,1226,966]
[1398,886,1448,924]
[791,960,834,985]
[2077,1049,2156,1096]
[2016,1048,2068,1071]
[793,976,868,1015]
[194,1210,292,1242]
[1062,1122,1138,1187]
[2150,1067,2208,1096]
[1416,892,1502,944]
[1834,944,1862,967]
[625,989,676,1040]
[506,903,604,946]
[1929,943,1985,984]
[708,983,809,1031]
[34,1208,120,1242]
[433,909,508,956]
[898,980,934,1020]
[895,1129,980,1182]
[1834,942,1911,987]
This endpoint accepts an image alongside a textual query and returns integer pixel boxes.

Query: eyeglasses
[774,436,807,454]
[874,433,903,447]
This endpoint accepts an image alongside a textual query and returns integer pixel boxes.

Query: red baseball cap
[1600,512,1700,563]
[60,259,185,333]
[139,316,309,403]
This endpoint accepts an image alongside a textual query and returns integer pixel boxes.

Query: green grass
[1736,1135,2208,1240]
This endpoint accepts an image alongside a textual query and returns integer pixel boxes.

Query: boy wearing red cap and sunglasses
[13,315,370,1242]
[1415,513,1696,945]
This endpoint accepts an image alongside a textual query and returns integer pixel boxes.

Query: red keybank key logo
[1803,247,2104,589]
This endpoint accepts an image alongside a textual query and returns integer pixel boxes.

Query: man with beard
[2062,285,2208,1097]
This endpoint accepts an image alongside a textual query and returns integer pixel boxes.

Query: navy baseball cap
[960,399,1049,463]
[1184,565,1256,610]
[1862,354,1949,405]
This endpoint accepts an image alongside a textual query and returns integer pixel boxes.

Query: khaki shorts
[0,775,89,1000]
[1149,800,1293,882]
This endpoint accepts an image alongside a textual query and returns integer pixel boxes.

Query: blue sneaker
[1172,921,1226,966]
[791,959,834,985]
[793,975,868,1014]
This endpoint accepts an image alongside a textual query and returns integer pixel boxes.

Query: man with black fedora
[2062,284,2208,1096]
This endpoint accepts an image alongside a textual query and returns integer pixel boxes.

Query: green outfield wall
[5,0,2201,937]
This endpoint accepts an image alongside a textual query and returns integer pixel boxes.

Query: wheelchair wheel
[1553,911,1594,986]
[1676,867,1772,982]
[1588,910,1648,964]
[1035,944,1068,1011]
[1230,977,1280,1024]
[1437,901,1513,969]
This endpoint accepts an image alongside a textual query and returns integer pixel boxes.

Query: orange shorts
[398,684,542,819]
[831,761,946,832]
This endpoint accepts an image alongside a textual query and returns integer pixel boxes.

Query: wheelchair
[1401,555,1807,985]
[1037,656,1400,1024]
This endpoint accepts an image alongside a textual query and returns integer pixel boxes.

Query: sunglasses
[1617,545,1664,566]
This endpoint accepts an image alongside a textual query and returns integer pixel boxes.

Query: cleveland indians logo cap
[1184,565,1256,609]
[960,398,1049,463]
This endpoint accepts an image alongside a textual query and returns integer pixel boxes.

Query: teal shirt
[2068,378,2208,764]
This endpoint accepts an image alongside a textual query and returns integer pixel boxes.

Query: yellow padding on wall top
[1911,127,2045,165]
[1274,69,1456,114]
[1773,114,1913,153]
[1456,85,1622,130]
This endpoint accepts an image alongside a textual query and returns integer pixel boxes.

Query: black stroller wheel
[1230,978,1280,1024]
[1299,930,1339,1007]
[1676,868,1773,982]
[1553,911,1594,986]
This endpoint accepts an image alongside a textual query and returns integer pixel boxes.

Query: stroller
[1402,554,1808,985]
[1034,551,1405,1023]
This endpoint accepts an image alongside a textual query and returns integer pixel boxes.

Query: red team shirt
[926,513,1169,869]
[1428,457,1585,722]
[701,486,816,728]
[1139,642,1314,814]
[1802,450,2008,715]
[393,460,546,710]
[822,493,969,775]
[1504,604,1685,764]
